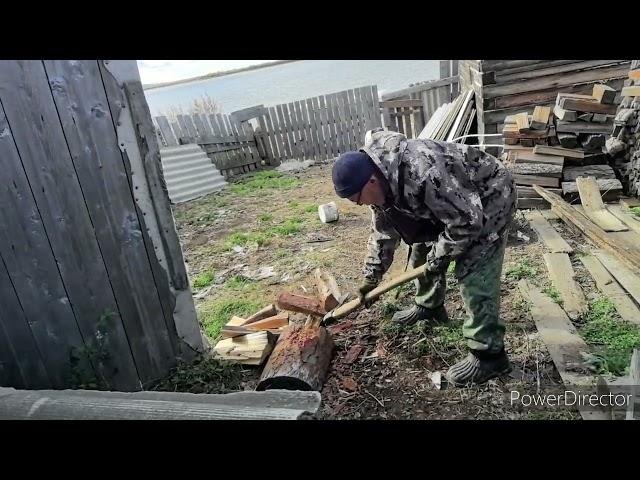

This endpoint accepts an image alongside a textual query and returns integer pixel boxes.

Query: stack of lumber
[504,84,626,208]
[418,89,476,142]
[458,60,631,156]
[606,61,640,196]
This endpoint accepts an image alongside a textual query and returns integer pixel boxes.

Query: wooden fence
[0,60,202,391]
[154,112,262,177]
[379,99,425,139]
[254,85,382,164]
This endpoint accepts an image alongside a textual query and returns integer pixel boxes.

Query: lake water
[143,60,441,117]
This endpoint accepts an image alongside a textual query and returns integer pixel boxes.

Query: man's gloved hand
[357,278,378,308]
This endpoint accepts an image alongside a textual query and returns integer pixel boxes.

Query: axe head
[321,293,350,326]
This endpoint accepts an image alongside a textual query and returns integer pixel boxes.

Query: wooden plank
[593,250,640,306]
[494,60,621,83]
[554,105,578,122]
[329,93,344,154]
[592,84,617,104]
[379,99,424,109]
[517,279,608,420]
[222,115,243,172]
[294,100,309,160]
[0,60,140,389]
[287,102,302,160]
[0,255,50,388]
[621,86,640,97]
[509,163,562,177]
[563,165,615,181]
[556,120,613,134]
[524,211,573,253]
[191,113,209,139]
[543,252,588,319]
[46,60,176,389]
[312,96,327,160]
[337,91,351,152]
[371,85,382,128]
[513,175,560,187]
[182,114,199,140]
[518,186,562,198]
[306,98,320,160]
[318,95,334,158]
[579,255,640,326]
[359,86,373,133]
[515,151,564,166]
[267,107,285,163]
[256,112,274,163]
[560,98,617,115]
[299,99,313,160]
[518,198,551,209]
[531,106,551,130]
[283,103,300,160]
[208,114,229,171]
[155,116,178,146]
[483,64,630,99]
[534,186,640,272]
[353,88,366,144]
[533,145,584,159]
[345,89,359,149]
[576,177,628,232]
[275,104,292,160]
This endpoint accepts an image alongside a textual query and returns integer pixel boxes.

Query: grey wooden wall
[0,60,202,392]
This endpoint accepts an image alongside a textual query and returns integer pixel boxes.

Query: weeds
[542,285,563,306]
[152,356,243,394]
[505,259,538,280]
[230,171,300,195]
[630,206,640,218]
[579,297,640,376]
[258,214,273,223]
[198,298,263,340]
[267,218,303,236]
[193,270,215,289]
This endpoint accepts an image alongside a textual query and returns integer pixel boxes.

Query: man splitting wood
[331,128,517,386]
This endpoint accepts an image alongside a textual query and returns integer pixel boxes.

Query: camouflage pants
[409,237,507,354]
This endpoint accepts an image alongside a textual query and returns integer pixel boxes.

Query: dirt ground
[164,162,635,420]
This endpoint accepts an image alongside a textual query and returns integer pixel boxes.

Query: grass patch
[224,231,272,250]
[542,285,563,306]
[152,356,243,394]
[230,171,301,195]
[432,320,464,346]
[447,261,456,274]
[267,218,303,236]
[579,297,640,376]
[630,206,640,218]
[288,201,300,208]
[505,259,538,280]
[513,293,531,312]
[198,298,263,340]
[258,214,273,223]
[223,275,257,292]
[303,203,318,213]
[192,270,215,289]
[381,302,400,318]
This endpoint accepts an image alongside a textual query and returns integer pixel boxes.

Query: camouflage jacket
[360,128,516,281]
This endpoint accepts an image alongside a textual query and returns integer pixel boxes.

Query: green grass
[229,171,301,195]
[192,270,215,289]
[432,320,464,346]
[267,218,303,236]
[258,214,273,223]
[288,201,300,208]
[303,203,318,213]
[505,259,538,280]
[542,286,563,306]
[381,302,400,318]
[198,298,263,340]
[447,261,456,274]
[223,275,257,292]
[630,206,640,218]
[224,231,272,249]
[513,293,532,312]
[579,297,640,376]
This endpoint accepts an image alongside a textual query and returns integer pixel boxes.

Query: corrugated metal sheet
[160,144,226,204]
[0,387,321,420]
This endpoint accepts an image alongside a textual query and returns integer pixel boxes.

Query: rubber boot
[391,304,449,326]
[445,349,512,387]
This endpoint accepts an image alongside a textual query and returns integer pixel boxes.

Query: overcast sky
[137,60,277,84]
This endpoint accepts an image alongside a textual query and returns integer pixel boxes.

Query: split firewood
[214,331,276,365]
[314,268,342,311]
[244,313,289,331]
[276,292,326,317]
[242,304,277,326]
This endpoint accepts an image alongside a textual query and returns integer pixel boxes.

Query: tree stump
[256,324,334,392]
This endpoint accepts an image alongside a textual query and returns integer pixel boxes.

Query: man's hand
[357,278,378,308]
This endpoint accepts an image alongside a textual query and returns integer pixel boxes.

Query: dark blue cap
[332,151,376,198]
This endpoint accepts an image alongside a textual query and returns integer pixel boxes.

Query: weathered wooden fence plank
[156,116,177,146]
[318,95,333,158]
[46,59,178,389]
[305,98,319,160]
[275,104,292,160]
[0,255,50,389]
[0,60,150,390]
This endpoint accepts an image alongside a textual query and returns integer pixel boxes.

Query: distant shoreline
[143,60,299,90]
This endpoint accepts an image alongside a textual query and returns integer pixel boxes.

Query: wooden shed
[0,60,203,392]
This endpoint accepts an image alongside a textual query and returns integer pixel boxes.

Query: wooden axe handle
[328,264,427,321]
